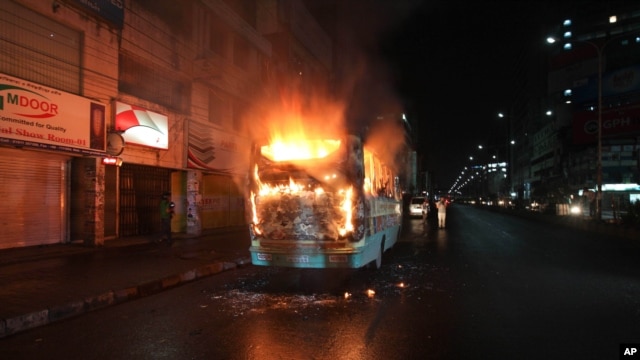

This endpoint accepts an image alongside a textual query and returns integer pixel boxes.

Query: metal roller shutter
[0,148,69,249]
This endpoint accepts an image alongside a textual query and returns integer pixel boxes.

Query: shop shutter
[0,148,69,249]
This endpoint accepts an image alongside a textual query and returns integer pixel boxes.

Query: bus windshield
[250,137,355,242]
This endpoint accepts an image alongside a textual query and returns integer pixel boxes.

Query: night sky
[375,1,569,191]
[306,1,606,191]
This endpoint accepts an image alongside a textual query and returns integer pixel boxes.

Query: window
[208,91,225,126]
[233,35,250,70]
[194,4,228,58]
[222,0,256,27]
[232,100,247,132]
[119,52,189,112]
[0,1,80,93]
[364,150,394,197]
[208,90,233,129]
[209,18,228,57]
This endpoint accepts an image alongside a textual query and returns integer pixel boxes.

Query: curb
[0,257,252,339]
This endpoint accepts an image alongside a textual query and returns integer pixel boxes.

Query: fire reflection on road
[193,229,454,359]
[205,250,450,318]
[210,290,341,317]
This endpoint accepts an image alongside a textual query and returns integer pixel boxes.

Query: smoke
[239,0,421,158]
[364,118,407,173]
[241,79,348,144]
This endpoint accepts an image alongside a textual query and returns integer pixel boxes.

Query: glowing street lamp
[546,21,633,220]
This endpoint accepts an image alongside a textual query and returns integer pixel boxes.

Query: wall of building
[0,0,340,248]
[1,0,119,246]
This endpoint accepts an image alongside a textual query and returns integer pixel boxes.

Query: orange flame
[254,86,346,162]
[250,162,354,238]
[339,187,353,236]
[258,177,311,196]
[261,138,341,162]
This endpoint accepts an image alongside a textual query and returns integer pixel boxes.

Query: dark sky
[306,1,588,191]
[375,1,568,191]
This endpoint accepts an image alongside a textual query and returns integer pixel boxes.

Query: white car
[409,196,427,217]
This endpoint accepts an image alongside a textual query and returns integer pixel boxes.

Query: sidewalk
[0,226,252,338]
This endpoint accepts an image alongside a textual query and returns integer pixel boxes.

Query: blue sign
[573,65,640,103]
[71,0,124,29]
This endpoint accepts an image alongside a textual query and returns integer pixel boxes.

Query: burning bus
[248,134,402,269]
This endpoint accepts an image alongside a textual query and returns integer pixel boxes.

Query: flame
[339,187,353,236]
[261,138,341,162]
[250,161,355,238]
[257,177,313,196]
[250,165,260,228]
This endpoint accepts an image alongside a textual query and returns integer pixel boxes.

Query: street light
[546,33,617,221]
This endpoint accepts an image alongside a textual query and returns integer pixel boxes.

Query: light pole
[545,36,608,221]
[498,112,513,197]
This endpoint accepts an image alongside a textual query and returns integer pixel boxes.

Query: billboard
[0,73,106,156]
[115,101,168,149]
[573,104,640,144]
[572,65,640,104]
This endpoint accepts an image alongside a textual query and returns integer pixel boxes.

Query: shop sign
[0,72,106,156]
[115,101,168,149]
[573,104,640,144]
[69,0,124,29]
[187,120,250,175]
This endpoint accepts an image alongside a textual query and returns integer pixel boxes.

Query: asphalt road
[2,205,639,360]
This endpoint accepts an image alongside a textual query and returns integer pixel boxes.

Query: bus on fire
[247,134,402,269]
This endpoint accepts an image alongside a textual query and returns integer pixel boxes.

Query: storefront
[0,72,109,249]
[187,120,251,232]
[201,173,246,229]
[1,1,117,249]
[119,163,173,237]
[0,148,71,249]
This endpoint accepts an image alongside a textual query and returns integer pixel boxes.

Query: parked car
[409,196,427,218]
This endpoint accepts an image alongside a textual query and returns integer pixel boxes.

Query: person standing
[422,198,429,224]
[436,198,447,228]
[159,192,174,244]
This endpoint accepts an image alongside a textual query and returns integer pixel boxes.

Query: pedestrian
[436,198,447,228]
[422,198,429,224]
[159,192,174,244]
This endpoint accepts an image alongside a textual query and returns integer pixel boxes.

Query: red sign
[572,105,640,144]
[114,101,168,149]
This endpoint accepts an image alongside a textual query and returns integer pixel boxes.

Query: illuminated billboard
[0,72,105,155]
[115,101,168,149]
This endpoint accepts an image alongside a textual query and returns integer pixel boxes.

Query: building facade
[0,0,333,249]
[505,3,640,212]
[542,4,640,210]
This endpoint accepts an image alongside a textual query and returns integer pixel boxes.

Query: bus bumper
[249,247,368,269]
